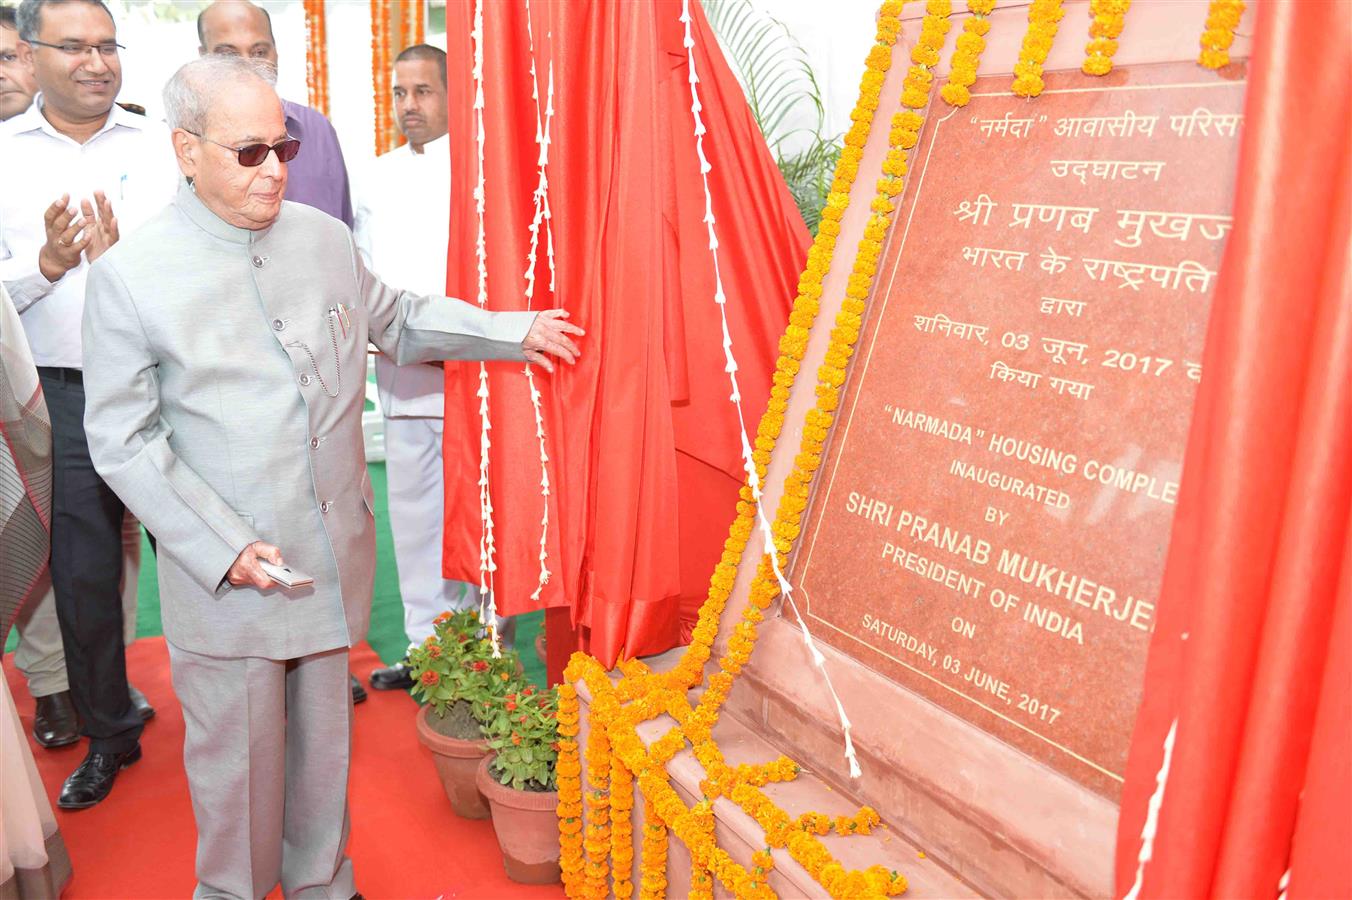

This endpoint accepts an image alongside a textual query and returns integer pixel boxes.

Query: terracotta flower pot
[476,755,561,885]
[415,705,491,819]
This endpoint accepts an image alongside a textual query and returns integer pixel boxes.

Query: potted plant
[476,684,562,884]
[409,609,521,819]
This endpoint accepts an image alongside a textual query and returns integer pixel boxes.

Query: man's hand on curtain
[522,308,584,372]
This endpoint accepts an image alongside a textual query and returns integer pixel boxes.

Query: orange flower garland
[1082,0,1131,76]
[638,797,668,900]
[689,861,714,900]
[1198,0,1244,69]
[1012,0,1065,97]
[556,684,584,896]
[901,0,953,110]
[583,718,612,896]
[940,0,995,107]
[369,0,392,154]
[302,0,329,116]
[610,755,635,898]
[396,0,409,59]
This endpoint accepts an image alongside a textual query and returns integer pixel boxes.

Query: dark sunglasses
[185,130,301,167]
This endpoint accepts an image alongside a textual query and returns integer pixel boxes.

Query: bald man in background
[197,0,352,229]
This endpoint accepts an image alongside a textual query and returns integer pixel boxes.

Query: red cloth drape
[1114,4,1352,897]
[441,1,808,666]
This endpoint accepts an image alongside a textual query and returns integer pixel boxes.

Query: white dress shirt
[0,95,179,368]
[352,133,449,419]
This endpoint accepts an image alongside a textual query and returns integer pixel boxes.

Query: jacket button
[252,255,265,268]
[309,437,320,449]
[299,373,311,386]
[320,501,331,513]
[273,318,285,331]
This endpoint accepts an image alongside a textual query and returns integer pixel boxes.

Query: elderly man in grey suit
[80,54,581,899]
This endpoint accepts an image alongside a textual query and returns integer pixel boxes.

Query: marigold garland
[639,797,668,900]
[689,861,714,900]
[901,0,952,110]
[583,717,612,896]
[557,684,585,896]
[302,0,329,117]
[611,755,636,898]
[369,0,392,154]
[557,1,948,896]
[940,0,994,107]
[396,0,408,63]
[1198,0,1244,69]
[1012,0,1065,97]
[1082,0,1131,76]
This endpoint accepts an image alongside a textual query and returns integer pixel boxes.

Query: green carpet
[6,462,546,688]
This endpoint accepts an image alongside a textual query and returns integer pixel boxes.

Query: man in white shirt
[354,44,480,691]
[0,0,178,808]
[1,2,150,754]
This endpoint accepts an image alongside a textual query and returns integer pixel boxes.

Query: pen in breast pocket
[329,304,350,338]
[120,173,127,201]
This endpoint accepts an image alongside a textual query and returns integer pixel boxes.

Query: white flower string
[470,0,501,655]
[1123,718,1178,900]
[522,0,556,604]
[680,0,861,779]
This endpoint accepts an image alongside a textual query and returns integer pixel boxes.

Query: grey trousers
[167,642,355,900]
[13,513,141,697]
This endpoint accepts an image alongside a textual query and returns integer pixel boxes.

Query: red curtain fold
[441,0,809,666]
[1114,4,1352,897]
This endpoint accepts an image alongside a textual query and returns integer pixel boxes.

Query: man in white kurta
[353,45,475,691]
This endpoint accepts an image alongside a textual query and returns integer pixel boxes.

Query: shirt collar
[174,181,271,246]
[412,133,449,157]
[7,92,146,143]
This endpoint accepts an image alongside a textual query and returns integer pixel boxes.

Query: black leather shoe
[350,674,367,705]
[33,691,81,748]
[58,744,142,809]
[128,684,155,722]
[369,658,414,691]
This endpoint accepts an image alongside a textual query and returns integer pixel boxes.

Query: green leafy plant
[704,0,842,234]
[408,608,522,739]
[481,685,559,792]
[408,608,559,791]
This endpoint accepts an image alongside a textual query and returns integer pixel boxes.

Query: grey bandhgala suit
[82,183,535,897]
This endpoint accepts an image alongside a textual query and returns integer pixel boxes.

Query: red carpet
[3,638,563,899]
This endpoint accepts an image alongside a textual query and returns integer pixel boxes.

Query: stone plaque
[792,61,1245,798]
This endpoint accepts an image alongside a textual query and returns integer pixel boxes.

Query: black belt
[37,366,82,384]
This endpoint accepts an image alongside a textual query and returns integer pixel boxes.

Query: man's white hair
[162,55,277,133]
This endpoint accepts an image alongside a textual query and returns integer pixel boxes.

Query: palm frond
[704,0,841,234]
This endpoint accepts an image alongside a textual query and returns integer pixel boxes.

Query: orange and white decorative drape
[302,0,329,117]
[371,0,428,155]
